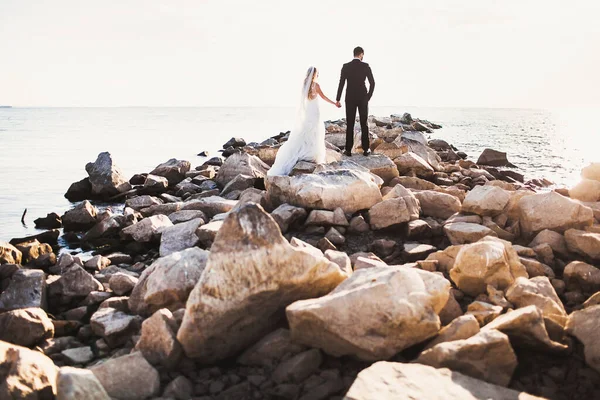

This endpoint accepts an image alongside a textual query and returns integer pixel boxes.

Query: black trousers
[345,98,370,152]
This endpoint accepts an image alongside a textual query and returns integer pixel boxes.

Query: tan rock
[584,292,600,308]
[343,362,543,400]
[136,309,182,368]
[466,301,502,326]
[462,185,511,217]
[425,245,461,274]
[444,222,496,245]
[415,330,517,387]
[414,190,461,220]
[237,328,306,367]
[529,229,569,257]
[505,277,567,327]
[337,154,399,184]
[0,340,59,398]
[177,204,349,362]
[271,203,308,233]
[582,162,600,181]
[563,261,600,295]
[266,169,383,214]
[286,266,450,361]
[195,220,223,247]
[129,247,209,316]
[566,305,600,373]
[570,179,600,202]
[1,241,22,264]
[519,257,554,279]
[518,191,594,236]
[565,229,600,260]
[0,307,54,347]
[373,141,407,159]
[90,352,160,400]
[215,152,269,186]
[424,315,480,350]
[56,367,110,400]
[449,237,528,296]
[394,152,434,176]
[482,306,568,352]
[391,176,439,191]
[368,197,418,230]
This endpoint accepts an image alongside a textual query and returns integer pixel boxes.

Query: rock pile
[1,113,599,399]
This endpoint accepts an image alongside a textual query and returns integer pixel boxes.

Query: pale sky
[1,0,599,108]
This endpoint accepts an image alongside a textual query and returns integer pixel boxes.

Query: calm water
[1,106,598,242]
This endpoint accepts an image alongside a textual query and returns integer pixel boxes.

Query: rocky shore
[1,112,600,400]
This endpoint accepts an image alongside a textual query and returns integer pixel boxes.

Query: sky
[1,0,600,108]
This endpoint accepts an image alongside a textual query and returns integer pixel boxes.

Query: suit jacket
[336,59,375,103]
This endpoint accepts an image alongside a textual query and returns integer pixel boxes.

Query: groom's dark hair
[353,46,364,57]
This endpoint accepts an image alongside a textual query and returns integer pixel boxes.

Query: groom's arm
[367,65,375,101]
[336,65,346,102]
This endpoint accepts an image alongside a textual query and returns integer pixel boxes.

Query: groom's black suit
[336,59,375,152]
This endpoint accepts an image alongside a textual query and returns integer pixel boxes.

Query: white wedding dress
[267,67,327,176]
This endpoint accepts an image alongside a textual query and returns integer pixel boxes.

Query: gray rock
[149,158,191,186]
[62,200,98,231]
[109,273,138,295]
[85,152,131,198]
[168,209,207,224]
[49,265,103,298]
[159,218,204,257]
[90,307,140,348]
[163,376,193,400]
[272,349,323,384]
[0,269,47,311]
[121,215,173,242]
[61,346,94,365]
[125,195,163,211]
[56,366,110,400]
[90,352,160,400]
[84,255,111,271]
[237,328,306,367]
[143,174,169,192]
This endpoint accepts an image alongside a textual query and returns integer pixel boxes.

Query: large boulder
[177,204,349,362]
[1,241,22,264]
[329,154,399,184]
[563,261,600,295]
[518,191,594,236]
[570,179,600,202]
[415,330,517,387]
[581,162,600,182]
[565,229,600,260]
[0,308,54,347]
[149,159,191,186]
[566,305,600,373]
[461,185,511,217]
[0,340,59,399]
[413,190,461,220]
[343,362,542,400]
[449,237,528,296]
[158,218,203,257]
[62,200,98,231]
[286,266,450,361]
[368,197,419,230]
[56,367,110,400]
[0,269,47,311]
[505,277,567,327]
[129,247,209,316]
[476,148,514,167]
[215,152,269,186]
[121,215,173,242]
[85,152,131,198]
[266,169,383,213]
[482,305,567,352]
[90,352,160,400]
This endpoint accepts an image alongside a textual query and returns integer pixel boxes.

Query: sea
[1,106,598,243]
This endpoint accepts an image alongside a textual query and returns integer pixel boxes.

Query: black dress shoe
[363,149,371,156]
[343,150,352,157]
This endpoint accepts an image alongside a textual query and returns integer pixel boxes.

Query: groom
[336,46,375,156]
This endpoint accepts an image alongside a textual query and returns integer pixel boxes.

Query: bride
[267,67,340,176]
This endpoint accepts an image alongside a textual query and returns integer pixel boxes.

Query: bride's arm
[316,84,338,106]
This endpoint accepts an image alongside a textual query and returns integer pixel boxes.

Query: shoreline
[1,112,599,399]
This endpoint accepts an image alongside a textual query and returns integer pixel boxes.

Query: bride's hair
[305,67,318,99]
